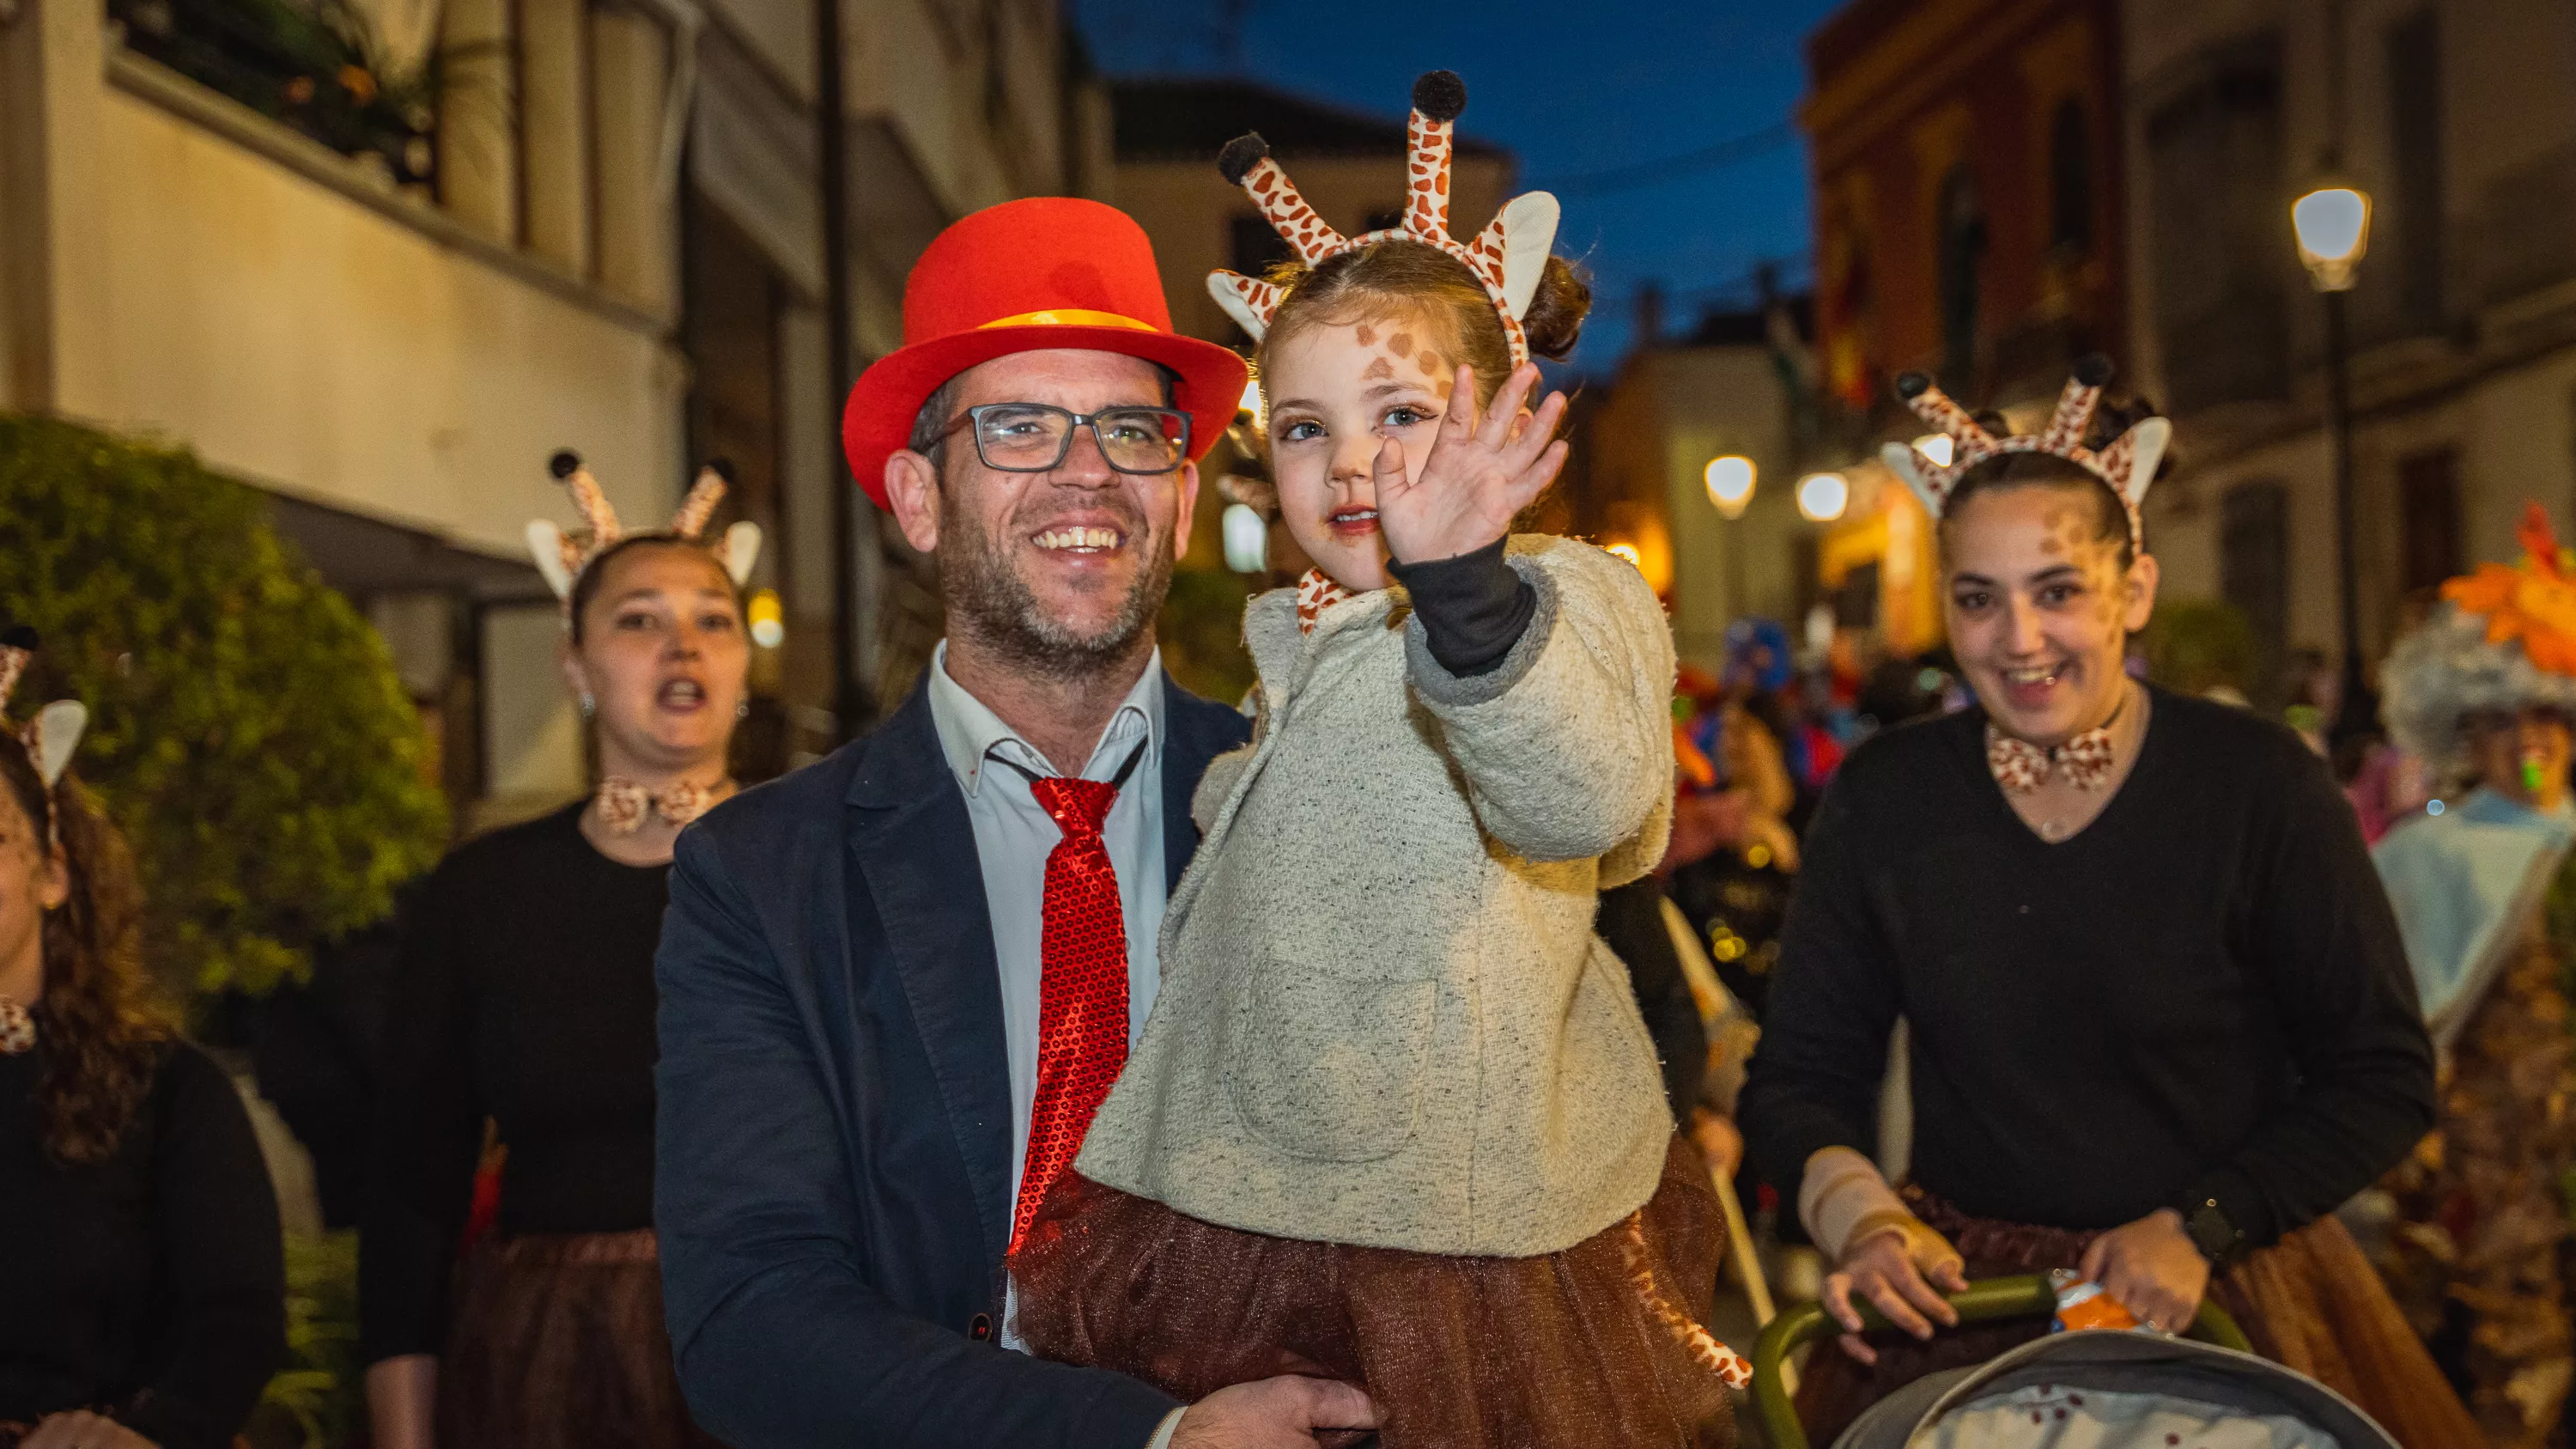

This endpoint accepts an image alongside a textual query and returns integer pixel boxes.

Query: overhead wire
[1532,120,1801,197]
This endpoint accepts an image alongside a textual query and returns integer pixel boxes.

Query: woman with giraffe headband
[361,454,757,1449]
[1737,362,2476,1447]
[0,629,287,1449]
[1005,72,1744,1449]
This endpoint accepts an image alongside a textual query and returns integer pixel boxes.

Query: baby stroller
[1749,1276,2403,1449]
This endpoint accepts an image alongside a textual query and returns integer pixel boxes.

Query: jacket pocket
[1223,968,1436,1163]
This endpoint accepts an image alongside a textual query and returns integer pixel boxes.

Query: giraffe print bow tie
[596,776,720,832]
[1296,568,1359,635]
[1985,725,2117,794]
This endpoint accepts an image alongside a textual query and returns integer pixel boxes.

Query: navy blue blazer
[654,671,1252,1449]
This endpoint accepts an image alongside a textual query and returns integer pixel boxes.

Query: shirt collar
[927,641,1164,797]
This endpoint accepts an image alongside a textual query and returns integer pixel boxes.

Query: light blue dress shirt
[922,641,1169,1242]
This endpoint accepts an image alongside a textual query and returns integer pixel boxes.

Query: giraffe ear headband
[1877,354,2172,552]
[0,628,88,791]
[1206,70,1563,368]
[524,450,763,609]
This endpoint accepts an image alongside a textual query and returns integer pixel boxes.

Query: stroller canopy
[1835,1330,2402,1449]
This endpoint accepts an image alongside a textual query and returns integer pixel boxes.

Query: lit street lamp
[1704,455,1756,519]
[2293,187,2370,291]
[2293,180,2374,742]
[1796,472,1849,523]
[1704,455,1756,620]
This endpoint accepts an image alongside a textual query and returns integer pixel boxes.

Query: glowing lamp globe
[1704,455,1756,519]
[1221,502,1268,574]
[1796,471,1850,523]
[747,588,786,648]
[2293,186,2371,291]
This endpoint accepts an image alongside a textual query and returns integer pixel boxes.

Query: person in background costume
[361,457,761,1449]
[2372,503,2576,1446]
[0,630,284,1449]
[1738,360,2476,1447]
[1009,73,1745,1449]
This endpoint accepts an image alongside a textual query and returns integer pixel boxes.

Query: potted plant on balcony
[112,0,495,192]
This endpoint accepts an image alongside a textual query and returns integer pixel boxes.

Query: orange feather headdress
[2438,502,2576,677]
[2383,502,2576,768]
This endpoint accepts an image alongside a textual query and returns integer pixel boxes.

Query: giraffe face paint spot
[1362,356,1394,381]
[1388,332,1413,358]
[1355,324,1376,347]
[1417,350,1443,376]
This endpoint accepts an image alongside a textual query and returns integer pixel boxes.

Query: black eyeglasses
[933,403,1192,475]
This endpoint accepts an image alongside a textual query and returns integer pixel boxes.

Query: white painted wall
[74,87,685,557]
[2126,0,2576,671]
[482,603,586,802]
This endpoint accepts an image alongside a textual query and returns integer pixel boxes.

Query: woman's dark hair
[0,746,168,1165]
[1256,237,1593,406]
[1941,452,2136,569]
[1935,390,2161,571]
[567,535,745,647]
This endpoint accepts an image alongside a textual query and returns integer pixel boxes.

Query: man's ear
[2123,551,2162,632]
[1172,460,1201,563]
[883,450,945,556]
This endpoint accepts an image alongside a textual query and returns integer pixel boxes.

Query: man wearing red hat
[651,198,1377,1448]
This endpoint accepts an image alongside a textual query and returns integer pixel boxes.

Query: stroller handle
[1748,1275,2253,1449]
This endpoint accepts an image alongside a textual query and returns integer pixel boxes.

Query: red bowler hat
[841,197,1251,507]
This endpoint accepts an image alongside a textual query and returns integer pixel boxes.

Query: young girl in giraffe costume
[1009,71,1746,1449]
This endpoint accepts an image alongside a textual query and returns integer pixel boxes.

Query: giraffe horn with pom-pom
[1220,132,1347,266]
[671,462,729,541]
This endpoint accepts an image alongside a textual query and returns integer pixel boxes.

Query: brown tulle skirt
[1010,1136,1740,1449]
[1793,1188,2484,1449]
[439,1228,728,1449]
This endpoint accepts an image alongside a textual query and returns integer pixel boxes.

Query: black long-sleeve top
[361,803,668,1363]
[0,1039,284,1449]
[1741,688,2434,1250]
[1596,878,1710,1121]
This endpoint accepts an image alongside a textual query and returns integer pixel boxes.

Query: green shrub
[1158,565,1256,707]
[2140,597,2263,700]
[0,414,447,996]
[252,1230,363,1449]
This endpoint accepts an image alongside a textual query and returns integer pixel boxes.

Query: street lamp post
[2293,183,2373,742]
[1704,456,1756,622]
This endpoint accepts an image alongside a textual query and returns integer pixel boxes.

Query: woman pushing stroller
[1739,362,2482,1447]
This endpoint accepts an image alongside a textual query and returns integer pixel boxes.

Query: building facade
[2123,0,2576,699]
[1806,0,2129,420]
[1789,0,2130,660]
[0,0,1106,824]
[1573,302,1820,676]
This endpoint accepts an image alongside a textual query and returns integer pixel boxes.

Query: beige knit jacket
[1075,536,1680,1257]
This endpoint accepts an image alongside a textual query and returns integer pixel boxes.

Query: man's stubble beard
[938,490,1174,684]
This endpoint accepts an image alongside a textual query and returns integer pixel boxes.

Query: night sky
[1073,0,1847,377]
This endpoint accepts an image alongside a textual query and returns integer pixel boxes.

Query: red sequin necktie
[1005,739,1146,1254]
